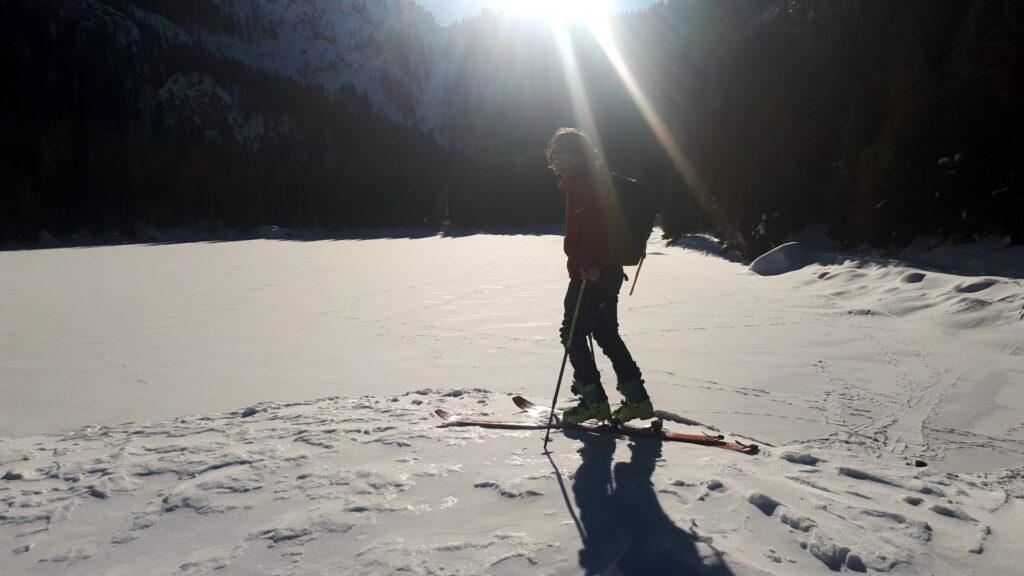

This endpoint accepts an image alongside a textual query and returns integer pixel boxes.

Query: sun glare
[490,0,715,227]
[486,0,614,26]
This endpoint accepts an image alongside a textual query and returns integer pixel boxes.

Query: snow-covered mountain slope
[103,0,445,126]
[1,232,1023,574]
[50,0,641,134]
[158,71,270,148]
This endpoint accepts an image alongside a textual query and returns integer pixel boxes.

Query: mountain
[1,0,1021,249]
[1,0,454,237]
[112,0,445,127]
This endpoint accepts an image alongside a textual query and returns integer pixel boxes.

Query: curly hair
[545,127,605,174]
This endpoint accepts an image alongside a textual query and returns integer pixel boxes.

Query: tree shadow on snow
[551,431,734,576]
[2,225,566,251]
[662,233,746,263]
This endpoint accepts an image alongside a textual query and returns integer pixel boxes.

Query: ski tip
[511,395,532,409]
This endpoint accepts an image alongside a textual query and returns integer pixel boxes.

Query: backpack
[610,172,659,266]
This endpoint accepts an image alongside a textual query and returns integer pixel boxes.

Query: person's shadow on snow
[564,431,734,575]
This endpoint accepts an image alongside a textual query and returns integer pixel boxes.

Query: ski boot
[611,378,655,425]
[562,380,611,424]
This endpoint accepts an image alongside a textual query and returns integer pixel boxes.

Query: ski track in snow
[791,259,1024,473]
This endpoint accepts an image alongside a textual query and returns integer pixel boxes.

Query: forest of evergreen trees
[1,0,1020,255]
[0,0,450,241]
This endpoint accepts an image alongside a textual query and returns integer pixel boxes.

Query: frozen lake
[2,233,1023,574]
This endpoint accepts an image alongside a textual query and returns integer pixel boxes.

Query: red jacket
[560,165,622,278]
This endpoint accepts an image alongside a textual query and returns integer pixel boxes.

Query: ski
[512,396,757,453]
[514,395,563,419]
[433,399,758,454]
[435,408,559,430]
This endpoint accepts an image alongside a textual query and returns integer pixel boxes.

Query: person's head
[545,127,602,176]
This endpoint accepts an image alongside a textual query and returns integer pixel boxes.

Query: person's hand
[580,266,601,281]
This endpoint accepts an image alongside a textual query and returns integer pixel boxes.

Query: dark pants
[561,270,642,386]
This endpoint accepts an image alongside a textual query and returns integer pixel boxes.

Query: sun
[485,0,614,27]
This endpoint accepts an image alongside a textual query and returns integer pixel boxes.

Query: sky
[416,0,662,25]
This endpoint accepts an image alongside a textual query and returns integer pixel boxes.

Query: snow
[200,0,442,124]
[749,242,813,276]
[2,231,1023,574]
[158,71,267,149]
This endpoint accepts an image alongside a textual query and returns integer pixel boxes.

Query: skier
[545,127,653,424]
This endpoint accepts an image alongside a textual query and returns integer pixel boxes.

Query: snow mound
[806,258,1024,330]
[749,242,814,275]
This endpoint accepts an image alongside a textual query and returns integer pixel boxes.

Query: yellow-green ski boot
[611,378,654,424]
[610,398,655,424]
[563,381,611,424]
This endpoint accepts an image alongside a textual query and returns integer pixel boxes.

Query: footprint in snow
[747,492,781,516]
[955,279,998,293]
[838,466,901,487]
[780,451,822,466]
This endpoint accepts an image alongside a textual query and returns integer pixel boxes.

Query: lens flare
[493,0,715,224]
[551,23,605,164]
[486,0,614,27]
[586,17,713,211]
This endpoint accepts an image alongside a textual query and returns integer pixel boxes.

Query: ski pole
[628,255,646,296]
[544,279,587,448]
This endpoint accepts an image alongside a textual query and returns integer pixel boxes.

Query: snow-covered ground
[2,232,1023,575]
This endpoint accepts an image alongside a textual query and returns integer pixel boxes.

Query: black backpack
[610,172,659,266]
